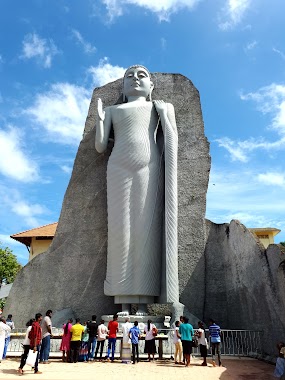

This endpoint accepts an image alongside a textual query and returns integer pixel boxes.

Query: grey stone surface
[203,219,285,356]
[5,73,210,327]
[52,308,76,328]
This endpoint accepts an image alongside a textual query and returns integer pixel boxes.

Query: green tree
[0,298,6,311]
[280,242,285,247]
[0,243,22,285]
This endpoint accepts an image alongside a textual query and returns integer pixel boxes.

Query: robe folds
[103,102,178,305]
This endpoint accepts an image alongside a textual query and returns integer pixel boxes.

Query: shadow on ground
[219,359,275,380]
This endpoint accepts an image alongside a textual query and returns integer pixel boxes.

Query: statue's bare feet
[135,311,148,316]
[118,303,130,316]
[117,311,129,316]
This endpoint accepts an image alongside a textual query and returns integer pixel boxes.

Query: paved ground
[0,357,275,380]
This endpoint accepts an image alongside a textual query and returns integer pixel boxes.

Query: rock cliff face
[203,219,285,356]
[6,73,211,327]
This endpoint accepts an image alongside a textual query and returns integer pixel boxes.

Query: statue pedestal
[101,314,166,331]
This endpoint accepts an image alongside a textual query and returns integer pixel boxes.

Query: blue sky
[1,0,285,265]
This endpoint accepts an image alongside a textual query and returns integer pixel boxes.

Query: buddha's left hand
[153,100,167,115]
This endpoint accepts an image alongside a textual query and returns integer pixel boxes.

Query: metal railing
[216,329,263,356]
[8,328,263,358]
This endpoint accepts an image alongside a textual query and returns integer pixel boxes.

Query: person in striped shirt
[209,319,222,367]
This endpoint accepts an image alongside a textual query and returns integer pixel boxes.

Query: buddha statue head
[123,65,154,102]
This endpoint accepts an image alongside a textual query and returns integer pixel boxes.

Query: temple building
[10,222,57,262]
[249,227,281,248]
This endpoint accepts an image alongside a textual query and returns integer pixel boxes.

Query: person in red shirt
[107,314,118,362]
[29,313,43,374]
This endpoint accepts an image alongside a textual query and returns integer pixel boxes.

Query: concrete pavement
[0,356,275,380]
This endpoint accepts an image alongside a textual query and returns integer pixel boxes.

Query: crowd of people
[3,309,285,378]
[0,309,225,375]
[173,316,222,368]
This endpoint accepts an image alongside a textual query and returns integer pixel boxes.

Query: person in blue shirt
[208,319,222,367]
[178,317,194,367]
[129,321,141,364]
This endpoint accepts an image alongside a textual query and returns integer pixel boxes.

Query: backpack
[192,335,198,348]
[152,327,158,337]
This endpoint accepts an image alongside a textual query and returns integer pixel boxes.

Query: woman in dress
[18,318,34,375]
[95,65,178,313]
[60,318,73,362]
[144,319,157,361]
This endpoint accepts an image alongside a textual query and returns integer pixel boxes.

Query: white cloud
[241,83,285,134]
[0,235,20,246]
[216,136,285,162]
[102,0,201,22]
[221,213,283,230]
[72,29,96,54]
[11,201,46,227]
[206,168,285,233]
[0,126,39,182]
[60,165,73,174]
[273,47,285,61]
[88,57,126,86]
[25,83,90,145]
[257,172,285,187]
[0,186,48,227]
[21,33,58,68]
[217,83,285,161]
[22,59,125,145]
[215,137,249,162]
[219,0,251,30]
[244,40,257,52]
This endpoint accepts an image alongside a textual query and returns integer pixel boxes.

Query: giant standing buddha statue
[95,65,180,315]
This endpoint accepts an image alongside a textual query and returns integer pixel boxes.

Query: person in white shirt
[3,314,15,359]
[173,320,183,364]
[0,317,11,361]
[95,320,108,360]
[144,319,157,361]
[18,319,35,375]
[40,310,52,363]
[122,317,133,363]
[196,321,208,366]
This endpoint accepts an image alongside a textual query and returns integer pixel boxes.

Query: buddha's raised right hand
[97,98,105,121]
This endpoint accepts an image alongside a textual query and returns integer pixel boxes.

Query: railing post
[158,338,163,359]
[120,337,123,359]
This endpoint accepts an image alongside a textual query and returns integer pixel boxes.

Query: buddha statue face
[123,65,154,101]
